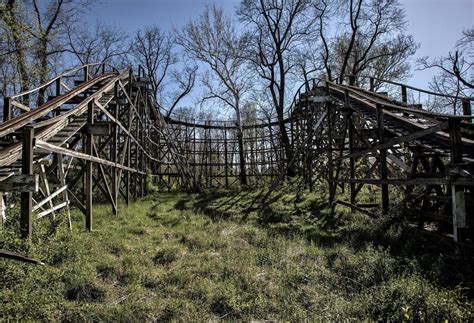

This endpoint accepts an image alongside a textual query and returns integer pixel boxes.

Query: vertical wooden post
[54,78,62,117]
[345,89,355,211]
[376,103,389,214]
[193,123,197,185]
[449,118,465,242]
[462,99,471,120]
[224,123,229,189]
[126,137,131,205]
[111,81,119,215]
[3,97,11,122]
[21,126,34,240]
[85,101,94,231]
[327,102,334,204]
[349,75,356,86]
[401,85,407,104]
[55,78,61,97]
[369,77,375,92]
[84,65,89,82]
[125,69,133,205]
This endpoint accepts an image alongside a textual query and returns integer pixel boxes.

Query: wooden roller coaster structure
[0,64,473,244]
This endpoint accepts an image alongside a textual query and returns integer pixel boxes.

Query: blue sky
[85,0,473,89]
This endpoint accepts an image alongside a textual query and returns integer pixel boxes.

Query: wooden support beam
[348,112,356,211]
[111,81,119,215]
[401,85,407,104]
[57,154,72,229]
[33,185,67,212]
[83,123,111,136]
[37,201,69,219]
[85,101,93,231]
[449,118,465,242]
[35,140,141,173]
[21,126,34,240]
[376,104,389,214]
[0,250,45,265]
[0,174,38,192]
[3,97,11,122]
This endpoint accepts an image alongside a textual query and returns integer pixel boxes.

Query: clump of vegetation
[0,190,472,320]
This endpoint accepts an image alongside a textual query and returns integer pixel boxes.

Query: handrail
[9,63,105,99]
[328,81,474,121]
[345,74,474,101]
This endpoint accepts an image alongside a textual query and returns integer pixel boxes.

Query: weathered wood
[401,85,407,103]
[39,164,55,219]
[37,201,69,219]
[83,123,111,136]
[57,154,72,230]
[21,126,34,239]
[35,140,141,173]
[111,81,119,215]
[3,97,11,122]
[376,103,389,214]
[452,187,466,242]
[85,101,93,231]
[10,100,31,112]
[0,193,5,224]
[0,250,45,265]
[33,185,67,212]
[0,174,39,192]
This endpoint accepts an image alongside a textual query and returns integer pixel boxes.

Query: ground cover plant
[1,187,473,321]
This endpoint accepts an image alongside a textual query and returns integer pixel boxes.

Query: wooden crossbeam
[0,174,39,192]
[33,185,67,212]
[35,140,143,174]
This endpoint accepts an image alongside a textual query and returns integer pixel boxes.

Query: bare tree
[29,0,93,105]
[65,21,130,69]
[418,28,473,114]
[130,25,197,115]
[130,26,174,99]
[238,0,314,176]
[315,0,417,85]
[177,5,252,185]
[2,0,31,104]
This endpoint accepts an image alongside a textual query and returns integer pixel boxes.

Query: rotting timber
[0,64,473,245]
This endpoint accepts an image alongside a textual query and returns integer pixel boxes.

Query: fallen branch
[0,249,45,265]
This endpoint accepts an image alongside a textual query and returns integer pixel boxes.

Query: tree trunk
[37,39,48,106]
[235,107,247,186]
[6,0,30,106]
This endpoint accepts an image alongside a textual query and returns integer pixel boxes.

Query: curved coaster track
[0,64,473,244]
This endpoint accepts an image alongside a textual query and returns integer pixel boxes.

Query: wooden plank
[57,154,72,230]
[20,126,34,240]
[336,121,448,161]
[37,201,69,219]
[85,101,93,231]
[32,185,67,212]
[67,188,86,215]
[39,164,55,219]
[376,103,389,214]
[0,174,39,192]
[0,250,45,265]
[334,178,450,185]
[0,193,5,224]
[83,123,111,136]
[10,99,31,112]
[35,140,143,174]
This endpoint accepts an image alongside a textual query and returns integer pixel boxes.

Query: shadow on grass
[185,189,474,295]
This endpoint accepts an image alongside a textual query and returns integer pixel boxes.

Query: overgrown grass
[1,188,473,320]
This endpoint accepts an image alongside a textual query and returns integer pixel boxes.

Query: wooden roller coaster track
[0,64,472,244]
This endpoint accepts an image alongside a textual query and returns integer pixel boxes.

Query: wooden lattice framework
[0,65,473,244]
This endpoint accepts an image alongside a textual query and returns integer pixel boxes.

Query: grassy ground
[1,187,473,320]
